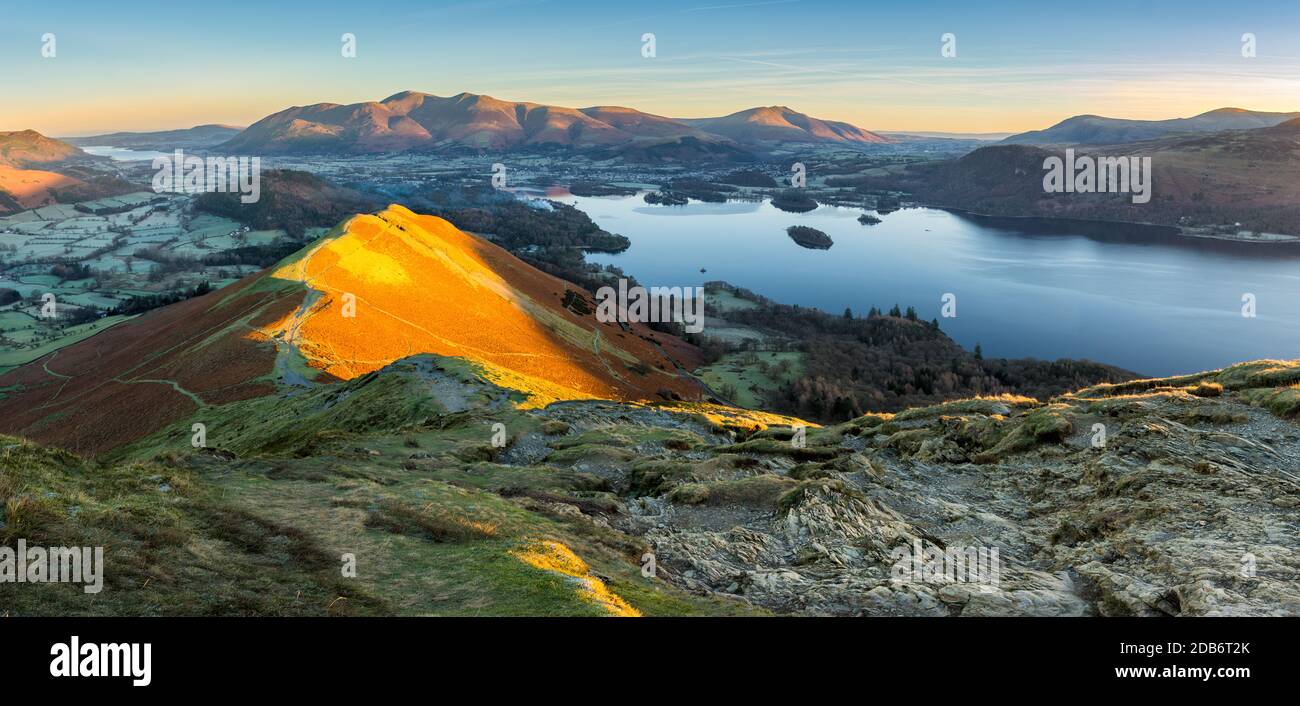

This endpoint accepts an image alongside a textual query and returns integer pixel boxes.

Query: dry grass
[363,497,498,542]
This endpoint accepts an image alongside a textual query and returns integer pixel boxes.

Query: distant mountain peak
[381,89,423,101]
[0,129,85,167]
[63,124,247,152]
[679,105,891,145]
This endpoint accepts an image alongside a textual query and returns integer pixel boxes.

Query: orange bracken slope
[251,204,702,407]
[0,274,304,455]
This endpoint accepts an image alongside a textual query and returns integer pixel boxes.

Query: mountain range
[218,91,892,156]
[64,124,244,150]
[1002,107,1300,145]
[36,104,1300,157]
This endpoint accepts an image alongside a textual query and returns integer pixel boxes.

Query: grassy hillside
[4,355,1297,616]
[0,355,765,617]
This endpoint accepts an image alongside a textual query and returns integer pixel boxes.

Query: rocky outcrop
[536,360,1300,616]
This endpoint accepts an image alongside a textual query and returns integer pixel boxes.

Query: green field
[0,314,132,372]
[0,192,296,371]
[707,288,760,313]
[697,351,804,408]
[0,310,35,329]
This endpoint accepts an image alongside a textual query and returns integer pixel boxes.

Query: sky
[5,0,1300,136]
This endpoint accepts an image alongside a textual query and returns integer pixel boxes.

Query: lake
[559,192,1300,376]
[80,145,172,162]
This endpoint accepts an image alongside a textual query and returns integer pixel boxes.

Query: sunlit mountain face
[253,204,706,406]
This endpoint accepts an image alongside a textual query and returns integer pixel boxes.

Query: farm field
[0,191,293,365]
[697,350,804,409]
[0,314,132,374]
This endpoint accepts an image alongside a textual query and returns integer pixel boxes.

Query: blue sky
[5,0,1300,134]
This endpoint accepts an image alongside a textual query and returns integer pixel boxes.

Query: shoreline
[563,186,1300,246]
[934,206,1300,245]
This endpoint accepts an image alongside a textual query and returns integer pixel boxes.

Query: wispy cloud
[579,0,801,30]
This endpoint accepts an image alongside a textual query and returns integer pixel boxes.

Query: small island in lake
[664,177,737,203]
[786,225,833,249]
[771,189,818,213]
[858,213,882,225]
[644,190,689,206]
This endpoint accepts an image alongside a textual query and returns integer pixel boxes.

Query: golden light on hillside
[251,204,701,408]
[510,539,641,617]
[658,401,818,430]
[0,166,83,208]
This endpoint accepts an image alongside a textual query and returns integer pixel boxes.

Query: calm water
[561,193,1300,376]
[80,145,172,161]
